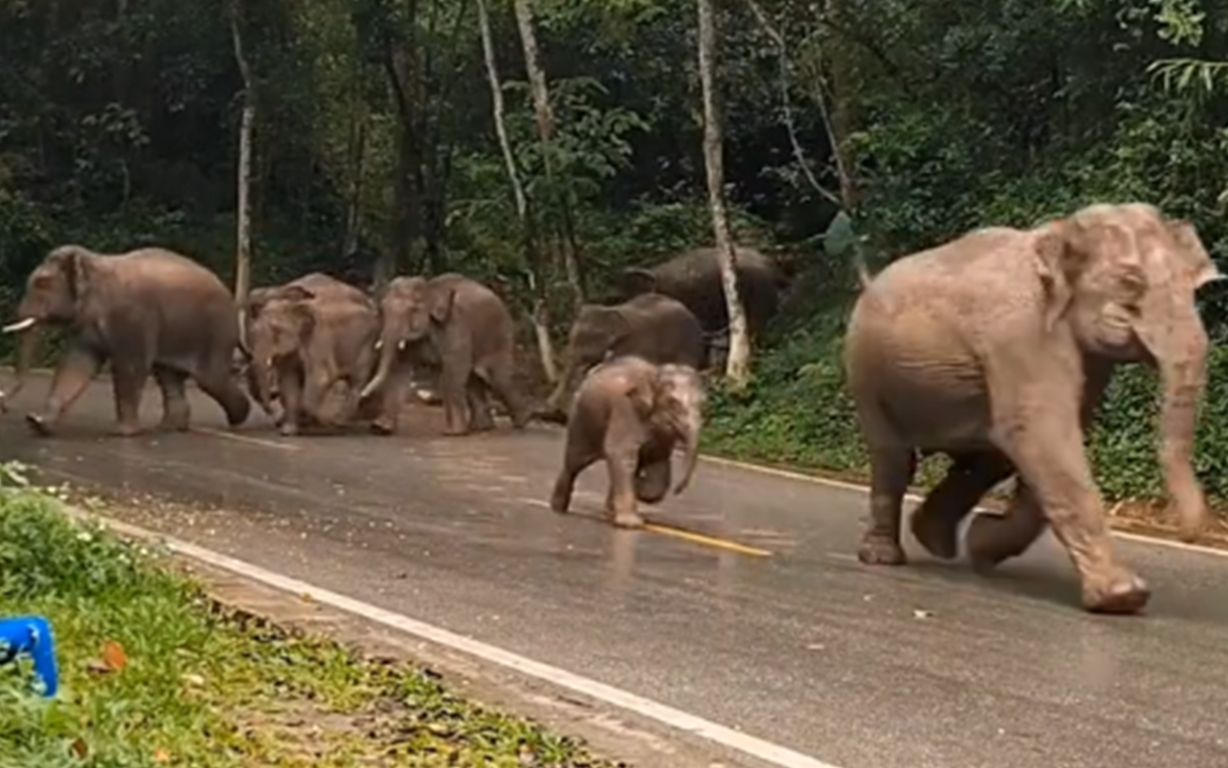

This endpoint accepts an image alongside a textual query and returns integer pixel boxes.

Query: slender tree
[511,0,584,309]
[697,0,751,386]
[477,0,558,382]
[230,0,255,319]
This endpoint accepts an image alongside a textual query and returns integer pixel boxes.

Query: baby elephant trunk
[673,416,702,495]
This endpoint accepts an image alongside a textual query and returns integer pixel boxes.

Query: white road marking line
[698,455,1228,560]
[68,508,841,768]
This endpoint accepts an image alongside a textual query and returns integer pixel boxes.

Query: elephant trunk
[360,333,398,401]
[1154,311,1211,542]
[251,357,276,416]
[673,413,702,495]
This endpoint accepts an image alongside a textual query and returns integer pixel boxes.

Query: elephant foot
[857,531,907,565]
[966,513,1017,573]
[909,507,959,560]
[278,421,300,437]
[1081,567,1150,615]
[112,422,143,438]
[370,419,395,436]
[441,426,469,437]
[611,510,645,529]
[160,414,190,433]
[25,413,54,437]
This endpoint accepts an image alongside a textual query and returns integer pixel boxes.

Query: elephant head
[360,276,456,400]
[1,245,98,403]
[618,267,659,297]
[1037,203,1223,539]
[246,285,316,412]
[546,303,632,414]
[631,362,706,495]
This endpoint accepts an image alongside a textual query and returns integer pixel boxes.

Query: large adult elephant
[242,272,375,423]
[1,244,251,436]
[245,279,380,435]
[360,273,530,436]
[544,292,705,417]
[616,246,784,339]
[844,202,1221,615]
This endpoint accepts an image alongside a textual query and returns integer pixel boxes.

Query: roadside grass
[0,463,619,768]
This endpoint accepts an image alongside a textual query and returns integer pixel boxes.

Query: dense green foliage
[3,1,1228,504]
[0,466,615,766]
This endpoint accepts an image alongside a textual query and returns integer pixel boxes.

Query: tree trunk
[381,36,424,289]
[511,0,584,310]
[230,0,255,320]
[342,113,367,259]
[478,0,557,383]
[697,0,751,387]
[818,1,860,209]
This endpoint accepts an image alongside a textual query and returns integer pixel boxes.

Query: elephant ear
[619,267,658,297]
[1032,221,1089,333]
[1167,218,1224,289]
[430,286,458,324]
[280,285,317,302]
[289,301,317,340]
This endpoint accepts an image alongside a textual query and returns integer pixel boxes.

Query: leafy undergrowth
[0,464,618,768]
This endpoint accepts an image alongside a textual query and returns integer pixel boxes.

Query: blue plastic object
[0,616,59,697]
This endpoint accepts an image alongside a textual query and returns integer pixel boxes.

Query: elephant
[360,272,530,436]
[615,246,784,343]
[549,355,706,529]
[843,202,1221,615]
[245,282,380,435]
[543,292,706,417]
[241,272,375,415]
[0,244,251,436]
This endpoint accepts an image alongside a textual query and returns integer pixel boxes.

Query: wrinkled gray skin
[361,273,530,436]
[844,202,1222,615]
[544,292,706,417]
[242,272,375,417]
[615,246,784,341]
[245,281,379,436]
[550,355,706,529]
[1,245,251,436]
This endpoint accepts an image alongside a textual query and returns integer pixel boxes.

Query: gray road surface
[1,374,1226,768]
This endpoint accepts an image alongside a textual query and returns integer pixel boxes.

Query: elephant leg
[634,440,673,504]
[26,344,104,436]
[439,358,473,437]
[485,359,530,429]
[110,357,151,437]
[466,377,495,432]
[857,443,917,566]
[154,365,191,432]
[965,478,1049,571]
[550,424,600,515]
[276,368,305,436]
[301,366,338,427]
[909,450,1014,559]
[603,399,648,528]
[994,407,1148,614]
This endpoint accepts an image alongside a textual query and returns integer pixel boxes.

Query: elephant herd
[1,200,1219,616]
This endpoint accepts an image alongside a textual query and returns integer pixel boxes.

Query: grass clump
[0,463,618,768]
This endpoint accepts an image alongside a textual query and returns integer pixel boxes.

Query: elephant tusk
[374,339,383,350]
[397,339,407,351]
[2,318,37,334]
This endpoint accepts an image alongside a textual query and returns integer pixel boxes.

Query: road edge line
[696,454,1228,560]
[61,506,842,768]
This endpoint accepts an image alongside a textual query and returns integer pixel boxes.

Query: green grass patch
[0,464,618,768]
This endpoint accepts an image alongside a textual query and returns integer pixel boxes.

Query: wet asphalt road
[2,374,1227,768]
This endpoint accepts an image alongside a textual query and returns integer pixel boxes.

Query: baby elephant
[550,355,706,528]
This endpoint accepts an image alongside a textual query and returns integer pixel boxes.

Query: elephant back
[623,246,781,336]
